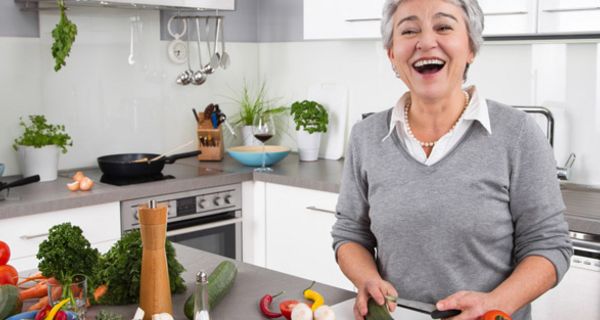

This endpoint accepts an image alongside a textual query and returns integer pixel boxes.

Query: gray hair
[381,0,484,55]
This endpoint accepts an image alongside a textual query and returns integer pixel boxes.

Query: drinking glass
[47,274,87,319]
[252,113,275,172]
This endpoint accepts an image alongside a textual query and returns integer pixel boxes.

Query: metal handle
[166,217,242,237]
[484,11,528,16]
[543,7,600,13]
[345,17,381,22]
[20,232,49,240]
[306,206,336,215]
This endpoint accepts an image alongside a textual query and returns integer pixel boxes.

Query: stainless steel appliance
[532,231,600,319]
[121,184,242,260]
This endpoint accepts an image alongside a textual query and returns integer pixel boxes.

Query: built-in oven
[120,184,242,260]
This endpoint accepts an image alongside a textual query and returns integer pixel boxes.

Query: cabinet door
[538,0,600,34]
[479,0,537,35]
[265,184,354,291]
[1,202,120,271]
[304,0,383,40]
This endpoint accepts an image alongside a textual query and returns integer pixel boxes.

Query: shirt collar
[381,86,492,142]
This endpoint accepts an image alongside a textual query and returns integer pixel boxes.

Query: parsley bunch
[52,0,77,72]
[13,115,73,153]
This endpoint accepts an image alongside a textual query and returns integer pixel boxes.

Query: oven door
[166,210,242,261]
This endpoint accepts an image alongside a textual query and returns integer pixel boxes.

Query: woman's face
[387,0,474,101]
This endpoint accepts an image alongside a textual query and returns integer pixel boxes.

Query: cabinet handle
[345,18,381,22]
[166,217,242,237]
[543,7,600,13]
[306,206,336,215]
[20,233,49,240]
[484,11,528,16]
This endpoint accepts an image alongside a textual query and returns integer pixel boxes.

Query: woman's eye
[401,29,418,35]
[436,25,453,32]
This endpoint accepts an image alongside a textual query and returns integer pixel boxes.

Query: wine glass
[252,113,275,172]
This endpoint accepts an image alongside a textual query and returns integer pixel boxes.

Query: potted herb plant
[13,115,72,181]
[290,100,328,161]
[231,81,287,146]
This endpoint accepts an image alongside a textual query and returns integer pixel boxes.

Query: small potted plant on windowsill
[290,100,328,161]
[13,115,73,181]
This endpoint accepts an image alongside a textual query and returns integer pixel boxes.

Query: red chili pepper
[34,305,52,320]
[260,291,284,318]
[55,310,68,320]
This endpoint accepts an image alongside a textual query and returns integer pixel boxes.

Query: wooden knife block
[197,113,224,161]
[138,204,172,320]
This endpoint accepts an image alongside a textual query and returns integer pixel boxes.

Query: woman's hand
[353,278,398,320]
[436,291,499,320]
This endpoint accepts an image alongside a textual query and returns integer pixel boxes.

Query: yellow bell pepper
[45,298,70,320]
[303,281,324,311]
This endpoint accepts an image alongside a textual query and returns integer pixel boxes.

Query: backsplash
[1,5,599,186]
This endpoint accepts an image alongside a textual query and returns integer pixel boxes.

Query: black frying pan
[97,151,200,178]
[0,175,40,201]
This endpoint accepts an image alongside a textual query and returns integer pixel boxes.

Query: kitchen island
[85,243,355,319]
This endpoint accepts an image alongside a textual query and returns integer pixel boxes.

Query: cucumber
[0,285,21,320]
[365,298,393,320]
[184,260,238,320]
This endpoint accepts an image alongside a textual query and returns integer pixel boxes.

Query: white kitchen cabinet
[479,0,538,36]
[538,0,600,34]
[265,183,355,291]
[304,0,384,40]
[1,202,120,271]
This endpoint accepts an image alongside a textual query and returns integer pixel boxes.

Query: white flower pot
[297,129,321,161]
[241,125,261,146]
[18,145,59,182]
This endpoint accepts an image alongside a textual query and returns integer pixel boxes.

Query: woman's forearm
[490,255,557,314]
[336,242,382,289]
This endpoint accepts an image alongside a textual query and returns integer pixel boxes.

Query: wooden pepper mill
[139,200,173,320]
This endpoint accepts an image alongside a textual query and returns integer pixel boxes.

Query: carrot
[93,284,108,302]
[17,272,46,286]
[19,281,48,301]
[27,296,48,311]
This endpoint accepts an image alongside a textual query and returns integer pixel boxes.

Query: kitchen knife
[386,295,461,319]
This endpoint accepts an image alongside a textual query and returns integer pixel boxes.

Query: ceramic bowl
[228,145,290,167]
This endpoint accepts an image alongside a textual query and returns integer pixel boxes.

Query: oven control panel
[120,183,242,231]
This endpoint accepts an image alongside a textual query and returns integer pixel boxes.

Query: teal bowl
[228,145,290,167]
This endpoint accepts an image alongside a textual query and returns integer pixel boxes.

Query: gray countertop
[85,243,355,320]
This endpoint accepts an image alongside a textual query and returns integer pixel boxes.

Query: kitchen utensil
[200,17,216,74]
[192,108,200,124]
[0,175,41,201]
[139,201,173,320]
[218,17,230,69]
[130,140,194,163]
[331,298,432,320]
[386,295,462,319]
[176,19,193,85]
[97,151,200,178]
[557,152,576,180]
[192,18,207,85]
[167,15,188,64]
[213,16,222,64]
[228,146,289,167]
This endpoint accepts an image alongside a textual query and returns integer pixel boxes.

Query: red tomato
[279,300,300,320]
[0,241,10,265]
[0,272,13,285]
[34,305,52,320]
[0,264,18,285]
[481,310,512,320]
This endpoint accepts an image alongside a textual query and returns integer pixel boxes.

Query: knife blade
[386,295,461,319]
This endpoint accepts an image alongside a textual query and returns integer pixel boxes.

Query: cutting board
[330,298,431,320]
[307,83,348,160]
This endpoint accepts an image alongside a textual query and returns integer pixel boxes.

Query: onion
[314,305,335,320]
[79,177,94,191]
[72,171,85,182]
[66,180,80,191]
[291,303,313,320]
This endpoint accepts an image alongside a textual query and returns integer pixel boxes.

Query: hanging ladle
[192,18,207,85]
[201,17,217,74]
[218,17,230,69]
[176,18,193,85]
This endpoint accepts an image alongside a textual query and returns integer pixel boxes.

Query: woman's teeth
[413,59,445,74]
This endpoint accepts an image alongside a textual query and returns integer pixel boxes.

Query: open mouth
[413,58,446,74]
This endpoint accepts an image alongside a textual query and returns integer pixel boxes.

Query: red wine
[254,133,273,143]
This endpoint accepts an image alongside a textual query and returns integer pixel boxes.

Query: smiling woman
[331,1,573,320]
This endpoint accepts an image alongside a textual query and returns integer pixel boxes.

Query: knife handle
[431,309,461,319]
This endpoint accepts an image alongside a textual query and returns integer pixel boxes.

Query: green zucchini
[0,285,21,319]
[184,260,238,320]
[365,298,393,320]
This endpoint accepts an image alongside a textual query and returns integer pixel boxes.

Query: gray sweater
[332,100,573,320]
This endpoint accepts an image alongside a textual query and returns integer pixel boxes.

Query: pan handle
[0,175,40,192]
[164,150,201,164]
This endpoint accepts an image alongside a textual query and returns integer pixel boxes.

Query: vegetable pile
[257,281,334,320]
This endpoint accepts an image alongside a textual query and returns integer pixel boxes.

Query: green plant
[290,100,329,134]
[52,0,77,72]
[13,115,73,153]
[230,81,287,126]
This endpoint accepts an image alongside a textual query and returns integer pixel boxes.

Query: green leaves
[231,81,287,126]
[52,0,77,72]
[13,115,73,153]
[290,100,329,134]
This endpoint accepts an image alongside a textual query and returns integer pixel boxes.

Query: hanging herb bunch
[51,0,77,71]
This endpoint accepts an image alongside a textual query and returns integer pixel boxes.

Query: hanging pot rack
[14,0,234,12]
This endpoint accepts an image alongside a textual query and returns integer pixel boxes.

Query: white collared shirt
[382,86,492,166]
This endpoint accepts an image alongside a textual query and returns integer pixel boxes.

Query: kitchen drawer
[479,0,537,35]
[1,202,120,263]
[538,0,600,34]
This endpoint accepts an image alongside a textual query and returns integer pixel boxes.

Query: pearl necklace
[404,90,470,148]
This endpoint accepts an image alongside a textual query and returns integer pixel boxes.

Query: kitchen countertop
[84,243,355,319]
[1,153,600,235]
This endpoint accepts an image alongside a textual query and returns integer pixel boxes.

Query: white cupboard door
[479,0,537,35]
[538,0,600,34]
[1,202,120,271]
[304,0,383,40]
[265,184,355,291]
